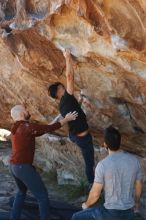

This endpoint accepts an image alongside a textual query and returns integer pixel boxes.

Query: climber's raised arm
[63,49,74,95]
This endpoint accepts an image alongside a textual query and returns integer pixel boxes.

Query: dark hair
[104,126,121,151]
[48,82,64,98]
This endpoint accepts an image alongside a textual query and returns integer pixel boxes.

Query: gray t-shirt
[95,151,142,210]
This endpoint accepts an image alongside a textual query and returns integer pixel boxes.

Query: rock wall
[1,1,146,217]
[0,0,146,156]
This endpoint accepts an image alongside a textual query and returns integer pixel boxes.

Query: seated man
[9,104,77,220]
[72,126,143,220]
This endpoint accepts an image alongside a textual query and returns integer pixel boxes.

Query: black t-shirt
[59,91,88,135]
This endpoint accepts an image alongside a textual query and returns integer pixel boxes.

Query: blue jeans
[9,164,50,220]
[71,206,134,220]
[69,133,94,184]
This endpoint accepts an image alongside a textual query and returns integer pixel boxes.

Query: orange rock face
[1,0,146,156]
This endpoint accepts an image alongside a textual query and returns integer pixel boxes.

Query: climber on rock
[48,49,95,187]
[9,104,78,220]
[71,126,143,220]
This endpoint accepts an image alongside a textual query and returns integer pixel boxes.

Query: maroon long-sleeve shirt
[10,120,61,164]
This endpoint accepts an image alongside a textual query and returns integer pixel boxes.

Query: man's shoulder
[60,91,75,103]
[99,154,112,164]
[99,151,138,164]
[96,151,140,173]
[121,151,139,162]
[65,90,74,98]
[96,159,106,170]
[11,121,30,134]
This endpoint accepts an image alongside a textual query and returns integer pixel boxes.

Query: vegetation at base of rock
[42,170,87,200]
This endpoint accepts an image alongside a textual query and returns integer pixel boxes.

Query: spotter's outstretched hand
[65,111,78,121]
